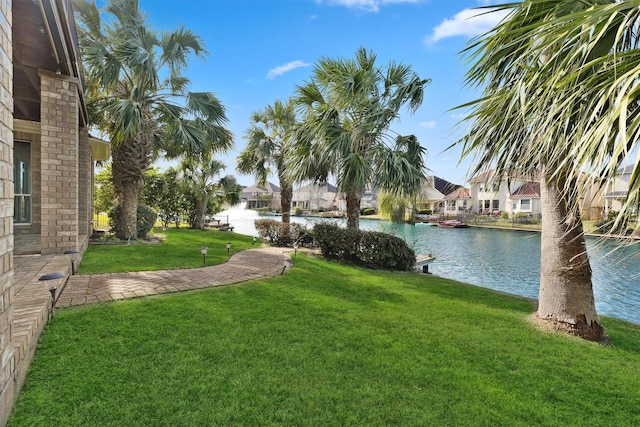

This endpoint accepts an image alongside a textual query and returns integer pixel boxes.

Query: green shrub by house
[109,205,158,239]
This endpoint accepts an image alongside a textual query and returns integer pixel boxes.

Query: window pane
[14,141,31,224]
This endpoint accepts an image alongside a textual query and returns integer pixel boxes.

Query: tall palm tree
[73,0,232,239]
[291,48,430,229]
[457,0,640,340]
[237,99,297,223]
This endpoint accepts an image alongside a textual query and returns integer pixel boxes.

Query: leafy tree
[143,168,187,228]
[94,163,116,214]
[378,191,407,223]
[291,48,430,229]
[73,0,232,239]
[456,0,640,340]
[237,99,297,223]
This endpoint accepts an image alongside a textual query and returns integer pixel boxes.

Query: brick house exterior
[1,1,107,423]
[0,0,14,421]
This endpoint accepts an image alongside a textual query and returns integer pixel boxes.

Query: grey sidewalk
[55,247,291,308]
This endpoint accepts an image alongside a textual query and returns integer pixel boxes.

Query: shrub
[359,231,416,271]
[313,222,361,263]
[291,223,314,247]
[109,205,158,239]
[294,207,304,216]
[137,205,158,238]
[360,207,376,216]
[255,219,293,246]
[313,222,415,271]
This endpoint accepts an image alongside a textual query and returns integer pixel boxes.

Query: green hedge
[254,219,313,247]
[109,205,158,239]
[313,222,415,271]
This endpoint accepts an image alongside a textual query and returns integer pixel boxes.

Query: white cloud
[425,7,509,44]
[266,60,311,80]
[420,121,437,129]
[316,0,419,13]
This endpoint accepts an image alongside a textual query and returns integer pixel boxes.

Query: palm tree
[73,0,232,239]
[291,48,430,229]
[457,0,640,340]
[237,99,296,223]
[180,157,228,230]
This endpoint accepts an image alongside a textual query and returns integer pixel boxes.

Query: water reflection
[217,204,640,324]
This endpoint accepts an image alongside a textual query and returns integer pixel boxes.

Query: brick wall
[39,71,79,255]
[78,128,90,236]
[0,0,13,423]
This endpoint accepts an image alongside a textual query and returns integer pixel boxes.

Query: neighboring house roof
[443,187,471,200]
[243,181,280,193]
[433,176,460,196]
[616,165,635,175]
[605,191,628,199]
[294,183,338,193]
[468,169,539,184]
[511,182,540,199]
[467,170,497,184]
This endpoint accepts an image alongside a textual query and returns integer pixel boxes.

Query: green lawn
[79,228,258,273]
[8,254,640,426]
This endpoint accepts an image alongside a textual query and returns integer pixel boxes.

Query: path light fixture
[64,249,80,275]
[39,272,65,315]
[293,242,299,257]
[253,236,257,245]
[226,242,231,256]
[201,247,208,265]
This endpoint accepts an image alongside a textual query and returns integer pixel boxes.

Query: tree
[142,168,187,228]
[180,157,228,229]
[94,163,116,215]
[291,48,430,229]
[73,0,232,239]
[237,99,297,223]
[456,0,640,340]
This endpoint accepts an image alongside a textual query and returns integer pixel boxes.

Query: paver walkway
[55,247,291,308]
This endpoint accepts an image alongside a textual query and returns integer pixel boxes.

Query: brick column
[78,128,90,236]
[0,0,14,423]
[39,71,79,255]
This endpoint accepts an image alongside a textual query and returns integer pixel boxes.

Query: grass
[79,228,258,273]
[8,254,640,426]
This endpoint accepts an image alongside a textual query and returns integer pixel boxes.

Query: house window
[447,200,456,210]
[14,141,32,224]
[520,199,531,211]
[492,200,499,210]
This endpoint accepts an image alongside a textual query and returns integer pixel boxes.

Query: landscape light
[39,272,65,315]
[293,242,299,257]
[63,249,80,275]
[201,247,208,265]
[226,242,231,256]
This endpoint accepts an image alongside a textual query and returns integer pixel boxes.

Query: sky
[135,0,508,187]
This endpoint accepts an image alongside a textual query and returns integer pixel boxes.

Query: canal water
[217,204,640,324]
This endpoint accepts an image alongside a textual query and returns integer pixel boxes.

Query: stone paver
[55,247,291,308]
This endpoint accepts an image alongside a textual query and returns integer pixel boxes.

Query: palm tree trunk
[280,176,292,224]
[111,132,154,240]
[195,196,206,230]
[345,192,361,229]
[537,173,606,341]
[112,144,146,240]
